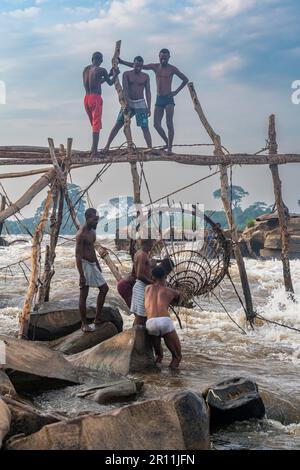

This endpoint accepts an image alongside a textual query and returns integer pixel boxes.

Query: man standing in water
[131,239,154,326]
[83,52,118,156]
[104,56,152,150]
[76,208,109,332]
[119,49,188,154]
[144,266,182,370]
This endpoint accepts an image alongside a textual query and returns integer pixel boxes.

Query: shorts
[117,279,134,308]
[81,259,106,288]
[117,108,148,129]
[131,280,147,317]
[155,95,175,108]
[146,317,175,336]
[84,94,103,133]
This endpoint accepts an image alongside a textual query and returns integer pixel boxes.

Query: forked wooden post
[0,194,5,235]
[268,114,294,295]
[188,82,255,321]
[18,190,52,338]
[112,40,141,204]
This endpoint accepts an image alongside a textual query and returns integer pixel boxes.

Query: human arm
[119,58,157,72]
[75,233,86,287]
[169,67,189,97]
[122,72,130,105]
[100,68,119,86]
[145,75,151,116]
[169,288,181,305]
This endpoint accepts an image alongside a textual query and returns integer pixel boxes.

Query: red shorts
[84,94,103,133]
[117,279,133,308]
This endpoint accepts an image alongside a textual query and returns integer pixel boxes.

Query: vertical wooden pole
[111,40,141,205]
[188,82,255,321]
[0,194,5,236]
[19,190,52,338]
[268,114,294,294]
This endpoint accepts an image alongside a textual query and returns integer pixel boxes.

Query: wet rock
[69,326,158,376]
[205,377,265,430]
[2,396,61,437]
[50,322,119,355]
[167,390,210,450]
[0,370,16,396]
[6,399,185,450]
[0,398,11,448]
[77,380,143,404]
[261,390,300,425]
[0,335,80,392]
[28,299,123,340]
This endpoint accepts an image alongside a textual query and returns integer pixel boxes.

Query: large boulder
[204,377,265,430]
[0,398,11,448]
[260,390,300,425]
[69,327,158,376]
[50,322,118,355]
[0,335,80,392]
[6,399,185,450]
[0,370,16,396]
[2,396,61,438]
[28,298,123,340]
[77,380,143,404]
[167,390,210,450]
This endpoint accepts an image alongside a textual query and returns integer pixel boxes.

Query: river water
[0,236,300,450]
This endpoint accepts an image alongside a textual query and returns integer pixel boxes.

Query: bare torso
[152,64,177,96]
[145,284,178,318]
[76,227,97,262]
[134,249,152,282]
[124,70,149,100]
[83,65,105,95]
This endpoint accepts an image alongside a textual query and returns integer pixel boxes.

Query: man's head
[92,52,103,66]
[141,238,153,252]
[152,266,166,282]
[85,208,99,229]
[159,257,175,276]
[159,48,170,66]
[133,56,144,73]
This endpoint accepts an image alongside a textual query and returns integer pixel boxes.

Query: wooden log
[18,191,52,338]
[1,150,300,167]
[0,168,56,223]
[0,194,5,235]
[188,82,255,321]
[268,115,294,294]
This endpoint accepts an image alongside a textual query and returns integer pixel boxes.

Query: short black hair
[159,257,174,275]
[160,48,170,55]
[134,56,144,63]
[152,266,166,280]
[92,51,103,62]
[85,208,97,219]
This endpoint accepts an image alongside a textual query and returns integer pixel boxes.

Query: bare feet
[166,148,173,156]
[169,356,181,370]
[93,319,105,326]
[81,323,95,333]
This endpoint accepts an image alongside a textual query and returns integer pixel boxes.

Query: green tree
[213,185,249,210]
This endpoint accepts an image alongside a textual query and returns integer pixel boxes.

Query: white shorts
[131,280,147,317]
[81,259,106,288]
[146,317,175,337]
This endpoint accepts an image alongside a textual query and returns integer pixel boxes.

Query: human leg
[154,106,168,147]
[94,283,109,324]
[79,286,94,332]
[163,329,182,369]
[165,104,175,154]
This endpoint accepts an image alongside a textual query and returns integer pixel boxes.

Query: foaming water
[1,237,300,449]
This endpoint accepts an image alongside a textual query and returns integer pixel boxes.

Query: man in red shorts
[83,52,118,156]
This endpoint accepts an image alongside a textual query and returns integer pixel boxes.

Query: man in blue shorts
[104,56,152,150]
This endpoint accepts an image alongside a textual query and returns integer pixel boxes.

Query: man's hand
[113,67,120,76]
[148,109,151,117]
[79,275,86,289]
[168,91,177,98]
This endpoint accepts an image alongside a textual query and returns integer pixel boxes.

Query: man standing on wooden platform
[104,56,152,150]
[83,52,118,156]
[119,49,188,154]
[76,208,109,332]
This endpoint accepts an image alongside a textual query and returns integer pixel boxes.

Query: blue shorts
[117,108,148,129]
[155,95,175,108]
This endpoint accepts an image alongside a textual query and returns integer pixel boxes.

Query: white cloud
[64,7,95,15]
[2,7,40,18]
[200,0,257,18]
[209,55,244,78]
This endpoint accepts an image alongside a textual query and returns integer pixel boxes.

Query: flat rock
[0,398,11,448]
[167,390,210,450]
[50,322,118,355]
[28,298,123,340]
[77,380,143,404]
[205,377,265,430]
[0,334,80,392]
[6,399,185,450]
[69,327,158,376]
[0,369,16,396]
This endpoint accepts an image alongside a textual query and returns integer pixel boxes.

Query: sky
[0,0,299,217]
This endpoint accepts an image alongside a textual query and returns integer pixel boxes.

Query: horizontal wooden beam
[0,146,300,167]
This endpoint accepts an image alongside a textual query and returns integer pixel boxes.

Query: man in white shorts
[76,208,109,332]
[144,266,182,369]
